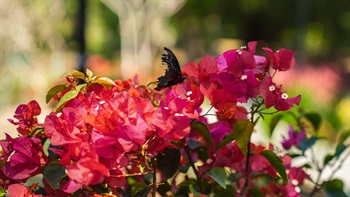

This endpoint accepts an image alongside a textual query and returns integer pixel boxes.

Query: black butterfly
[155,47,186,91]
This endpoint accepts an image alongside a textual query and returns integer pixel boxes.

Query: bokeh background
[0,0,349,195]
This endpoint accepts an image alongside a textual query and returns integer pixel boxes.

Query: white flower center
[291,179,299,185]
[269,85,275,91]
[281,93,288,99]
[206,158,213,164]
[241,75,248,80]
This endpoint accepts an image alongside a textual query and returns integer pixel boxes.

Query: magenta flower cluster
[0,41,307,196]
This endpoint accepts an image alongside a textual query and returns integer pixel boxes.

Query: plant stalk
[183,140,205,193]
[152,158,157,197]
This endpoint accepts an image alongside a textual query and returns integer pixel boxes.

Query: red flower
[282,127,306,150]
[86,90,154,153]
[152,90,191,141]
[216,41,257,77]
[220,70,261,103]
[7,183,42,197]
[288,167,309,186]
[170,81,204,119]
[8,100,41,136]
[44,106,88,146]
[260,77,301,111]
[66,157,109,186]
[105,169,126,189]
[184,55,218,100]
[263,47,295,71]
[210,89,237,120]
[0,134,47,182]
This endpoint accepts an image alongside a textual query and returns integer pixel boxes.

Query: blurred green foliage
[61,0,350,64]
[171,0,350,62]
[65,0,120,58]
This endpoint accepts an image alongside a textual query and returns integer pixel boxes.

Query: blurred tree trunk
[77,0,87,75]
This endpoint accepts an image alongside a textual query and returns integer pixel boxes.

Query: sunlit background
[1,0,349,195]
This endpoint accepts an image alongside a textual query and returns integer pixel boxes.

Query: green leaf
[325,190,348,197]
[43,139,51,157]
[157,148,180,179]
[70,70,85,79]
[46,84,67,103]
[269,114,283,136]
[191,121,214,147]
[334,144,347,158]
[94,76,117,88]
[217,120,254,153]
[86,69,93,78]
[197,147,209,162]
[248,188,265,197]
[227,173,241,183]
[217,133,234,150]
[30,126,44,136]
[206,167,227,189]
[323,154,334,166]
[260,150,288,182]
[53,84,86,112]
[0,187,5,197]
[43,161,66,189]
[299,136,318,152]
[337,130,350,145]
[301,163,312,169]
[177,179,196,187]
[212,184,235,197]
[251,173,274,180]
[231,120,254,154]
[157,181,171,197]
[131,182,149,196]
[189,184,204,197]
[324,144,348,166]
[323,179,347,197]
[288,153,302,158]
[305,112,322,132]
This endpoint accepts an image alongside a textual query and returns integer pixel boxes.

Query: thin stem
[308,168,323,197]
[241,109,257,196]
[237,105,250,114]
[199,114,218,117]
[271,69,278,78]
[152,158,157,197]
[308,147,350,197]
[242,141,251,193]
[311,148,321,170]
[307,146,323,197]
[259,110,279,115]
[183,139,204,193]
[328,147,350,180]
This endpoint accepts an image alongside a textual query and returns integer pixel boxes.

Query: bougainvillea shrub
[1,42,348,197]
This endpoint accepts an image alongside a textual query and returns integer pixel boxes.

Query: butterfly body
[155,47,186,91]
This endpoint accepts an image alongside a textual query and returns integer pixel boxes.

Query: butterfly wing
[155,47,185,91]
[162,47,182,73]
